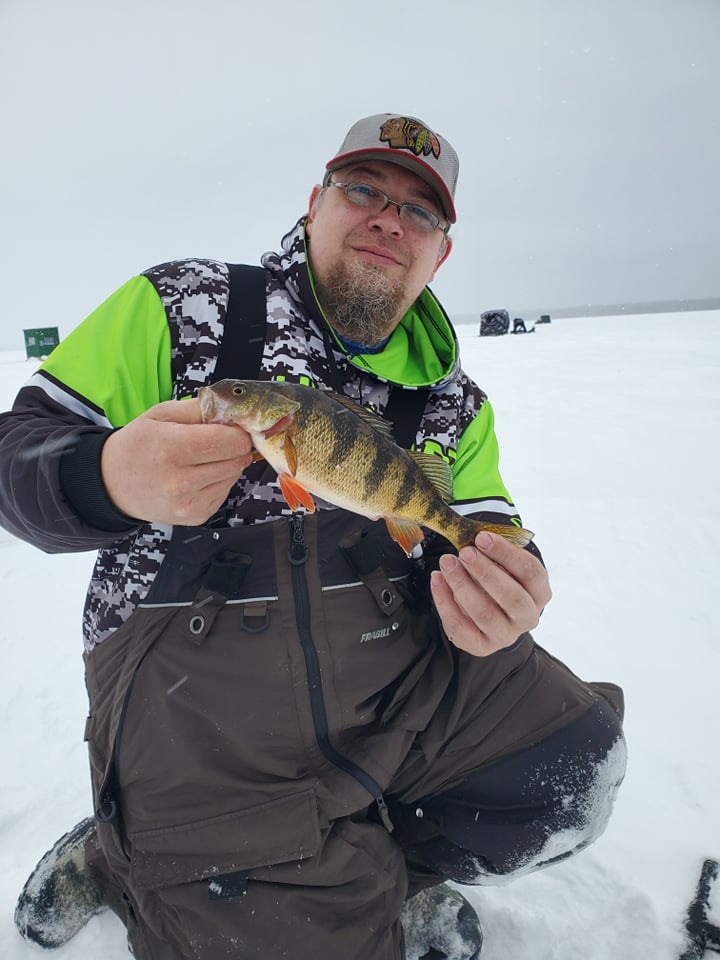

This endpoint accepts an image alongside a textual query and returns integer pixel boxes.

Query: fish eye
[231,385,245,396]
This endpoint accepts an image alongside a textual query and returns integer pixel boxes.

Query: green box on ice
[23,327,60,359]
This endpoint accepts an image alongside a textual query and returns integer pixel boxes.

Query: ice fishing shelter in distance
[479,309,510,336]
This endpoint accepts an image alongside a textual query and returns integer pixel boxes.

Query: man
[0,113,626,960]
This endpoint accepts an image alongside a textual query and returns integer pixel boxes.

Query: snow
[1,310,719,959]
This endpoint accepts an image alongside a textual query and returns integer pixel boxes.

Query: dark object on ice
[401,883,483,960]
[479,309,509,336]
[23,327,60,359]
[14,817,106,948]
[512,318,531,334]
[536,314,552,324]
[678,858,720,959]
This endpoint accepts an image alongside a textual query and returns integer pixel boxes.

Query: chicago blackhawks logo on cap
[379,116,442,159]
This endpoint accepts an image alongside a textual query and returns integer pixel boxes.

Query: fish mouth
[198,386,243,426]
[198,386,217,423]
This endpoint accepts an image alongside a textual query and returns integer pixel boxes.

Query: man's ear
[306,185,324,234]
[429,234,453,281]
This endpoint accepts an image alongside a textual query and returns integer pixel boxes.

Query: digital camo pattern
[82,218,503,650]
[143,258,229,399]
[83,524,172,649]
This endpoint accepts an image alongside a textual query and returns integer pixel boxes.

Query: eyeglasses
[325,180,449,235]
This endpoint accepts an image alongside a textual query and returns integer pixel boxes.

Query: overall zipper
[288,512,393,831]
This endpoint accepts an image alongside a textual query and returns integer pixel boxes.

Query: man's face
[305,160,452,344]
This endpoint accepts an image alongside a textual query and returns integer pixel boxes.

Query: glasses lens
[345,183,385,209]
[400,204,439,233]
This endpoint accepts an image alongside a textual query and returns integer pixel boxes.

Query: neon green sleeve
[39,276,173,426]
[452,400,514,505]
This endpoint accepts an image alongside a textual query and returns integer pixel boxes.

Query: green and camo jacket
[0,218,524,651]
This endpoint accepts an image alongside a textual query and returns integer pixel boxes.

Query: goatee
[315,261,405,346]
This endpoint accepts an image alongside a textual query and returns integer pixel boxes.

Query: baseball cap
[325,113,459,224]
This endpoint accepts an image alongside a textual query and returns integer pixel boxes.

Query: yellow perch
[199,379,533,555]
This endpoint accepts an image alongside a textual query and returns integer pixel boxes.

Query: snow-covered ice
[1,310,718,958]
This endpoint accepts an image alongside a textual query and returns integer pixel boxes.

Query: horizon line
[453,296,720,322]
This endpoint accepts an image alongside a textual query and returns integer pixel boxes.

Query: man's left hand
[429,531,551,657]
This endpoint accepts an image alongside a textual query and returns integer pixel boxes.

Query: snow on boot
[14,817,106,948]
[401,883,483,960]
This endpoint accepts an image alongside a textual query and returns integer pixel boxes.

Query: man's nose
[368,201,404,236]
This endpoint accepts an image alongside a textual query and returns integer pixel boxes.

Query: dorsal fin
[327,391,396,442]
[408,451,454,502]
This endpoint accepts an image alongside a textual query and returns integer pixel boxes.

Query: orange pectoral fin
[278,473,316,513]
[283,433,298,475]
[384,518,425,557]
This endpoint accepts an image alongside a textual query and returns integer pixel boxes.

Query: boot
[401,883,483,960]
[14,817,106,948]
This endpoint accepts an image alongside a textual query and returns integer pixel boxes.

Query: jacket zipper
[288,512,393,831]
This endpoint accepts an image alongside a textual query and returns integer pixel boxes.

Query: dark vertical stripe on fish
[364,441,389,502]
[391,462,417,513]
[328,419,350,469]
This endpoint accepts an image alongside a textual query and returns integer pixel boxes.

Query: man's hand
[101,399,254,526]
[430,531,551,657]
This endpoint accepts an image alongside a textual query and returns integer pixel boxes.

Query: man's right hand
[101,398,254,526]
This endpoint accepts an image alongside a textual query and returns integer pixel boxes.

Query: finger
[143,399,253,455]
[474,532,552,609]
[429,567,475,638]
[454,547,539,628]
[144,420,254,467]
[430,569,508,657]
[144,398,204,424]
[181,423,254,464]
[181,454,254,494]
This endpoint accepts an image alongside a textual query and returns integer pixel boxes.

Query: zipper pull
[376,795,394,833]
[288,512,309,565]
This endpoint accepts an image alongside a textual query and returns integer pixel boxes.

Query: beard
[314,260,407,346]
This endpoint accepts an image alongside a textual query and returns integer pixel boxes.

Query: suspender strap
[214,264,267,382]
[384,387,430,449]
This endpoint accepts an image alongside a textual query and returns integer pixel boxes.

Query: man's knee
[399,695,626,884]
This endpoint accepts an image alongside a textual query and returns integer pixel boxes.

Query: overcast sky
[1,0,718,348]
